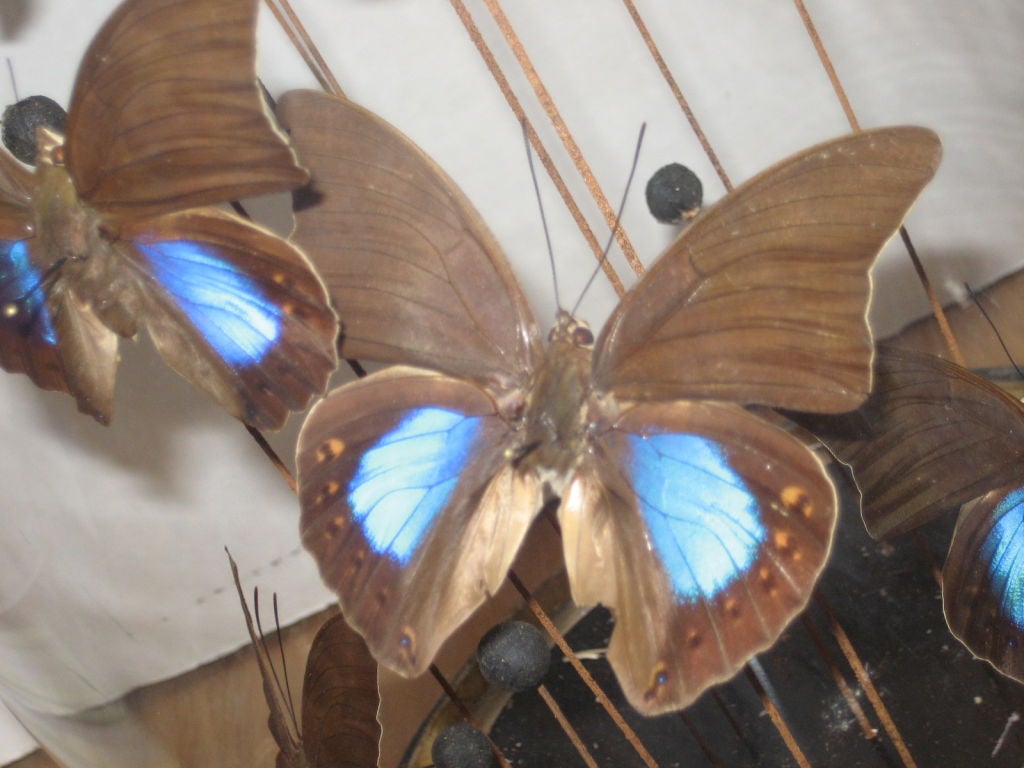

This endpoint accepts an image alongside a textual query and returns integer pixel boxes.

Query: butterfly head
[548,309,594,350]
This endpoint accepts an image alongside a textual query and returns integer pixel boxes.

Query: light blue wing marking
[349,407,483,565]
[982,487,1024,630]
[136,240,281,367]
[627,433,765,603]
[0,240,57,345]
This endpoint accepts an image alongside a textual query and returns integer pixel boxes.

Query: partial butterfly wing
[789,346,1024,539]
[297,366,542,677]
[560,400,835,714]
[302,614,381,768]
[277,90,541,395]
[66,0,308,217]
[0,147,32,210]
[944,486,1024,682]
[593,127,942,413]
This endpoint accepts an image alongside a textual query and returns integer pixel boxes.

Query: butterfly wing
[102,208,338,430]
[943,486,1024,682]
[592,127,942,413]
[301,613,381,768]
[276,90,540,394]
[297,367,541,677]
[560,400,835,715]
[65,0,308,217]
[789,346,1024,539]
[0,148,33,213]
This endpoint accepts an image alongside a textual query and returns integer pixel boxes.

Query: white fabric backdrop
[0,0,1021,762]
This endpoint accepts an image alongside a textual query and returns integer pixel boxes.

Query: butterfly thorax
[518,311,595,482]
[31,128,105,276]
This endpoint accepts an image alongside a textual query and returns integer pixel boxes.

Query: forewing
[943,486,1024,683]
[114,208,338,430]
[789,346,1024,539]
[560,400,835,714]
[66,0,308,217]
[593,127,941,412]
[302,613,381,768]
[277,90,540,393]
[297,367,541,678]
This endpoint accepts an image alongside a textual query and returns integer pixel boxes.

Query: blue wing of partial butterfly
[559,399,836,715]
[297,366,541,678]
[0,234,119,422]
[114,208,337,430]
[0,240,58,346]
[944,485,1024,682]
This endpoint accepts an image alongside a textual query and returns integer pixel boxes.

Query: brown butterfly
[229,554,380,767]
[282,89,941,714]
[0,0,338,428]
[789,346,1024,681]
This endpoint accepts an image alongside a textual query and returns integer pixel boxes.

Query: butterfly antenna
[253,588,301,736]
[6,59,18,102]
[570,123,646,317]
[521,121,561,310]
[964,281,1024,378]
[272,593,301,734]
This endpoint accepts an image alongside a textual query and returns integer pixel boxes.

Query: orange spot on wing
[317,438,345,462]
[781,485,813,517]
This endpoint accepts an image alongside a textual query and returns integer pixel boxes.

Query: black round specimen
[645,162,703,224]
[432,721,497,768]
[2,95,68,165]
[477,620,550,692]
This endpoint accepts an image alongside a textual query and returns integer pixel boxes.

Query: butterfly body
[0,0,339,428]
[518,312,595,480]
[284,89,941,714]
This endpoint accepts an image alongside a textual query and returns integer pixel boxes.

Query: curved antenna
[522,121,561,310]
[571,123,646,317]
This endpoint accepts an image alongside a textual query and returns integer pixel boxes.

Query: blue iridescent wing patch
[348,406,484,565]
[0,239,57,345]
[627,432,765,603]
[978,488,1024,629]
[136,239,282,368]
[945,485,1024,682]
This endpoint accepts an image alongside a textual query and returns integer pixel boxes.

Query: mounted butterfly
[789,346,1024,683]
[282,89,941,715]
[0,0,338,428]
